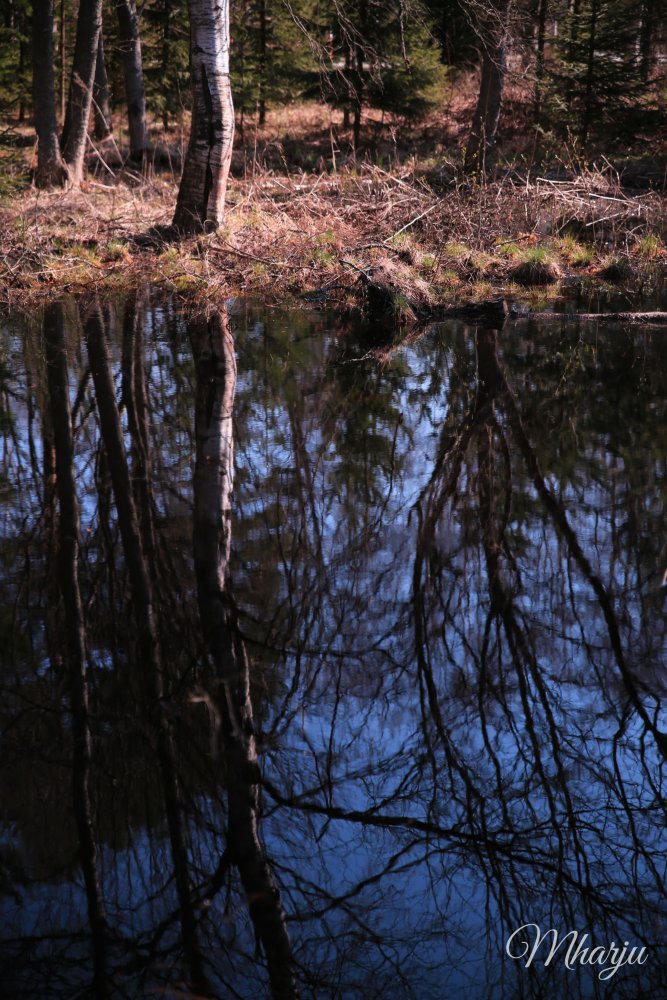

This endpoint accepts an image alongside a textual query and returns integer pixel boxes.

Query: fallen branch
[514,310,667,326]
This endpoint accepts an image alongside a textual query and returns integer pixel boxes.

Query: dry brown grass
[0,97,666,311]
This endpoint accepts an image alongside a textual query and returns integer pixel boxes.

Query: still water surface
[0,295,666,999]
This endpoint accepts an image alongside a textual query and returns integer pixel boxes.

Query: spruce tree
[547,0,662,142]
[323,0,446,146]
[0,0,31,118]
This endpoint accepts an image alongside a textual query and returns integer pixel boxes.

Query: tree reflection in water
[0,297,666,999]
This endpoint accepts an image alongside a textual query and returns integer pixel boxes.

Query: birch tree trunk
[32,0,69,187]
[61,0,103,186]
[115,0,150,162]
[464,1,511,174]
[173,0,234,232]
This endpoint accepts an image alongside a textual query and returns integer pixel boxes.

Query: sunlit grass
[556,236,595,266]
[635,234,663,258]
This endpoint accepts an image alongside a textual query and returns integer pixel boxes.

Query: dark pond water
[1,295,667,999]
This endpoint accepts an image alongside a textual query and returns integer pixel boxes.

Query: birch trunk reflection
[190,309,298,999]
[43,302,108,997]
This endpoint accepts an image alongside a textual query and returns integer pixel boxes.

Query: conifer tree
[323,0,445,146]
[0,0,31,117]
[547,0,662,142]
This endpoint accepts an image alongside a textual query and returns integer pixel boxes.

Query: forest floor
[0,95,666,314]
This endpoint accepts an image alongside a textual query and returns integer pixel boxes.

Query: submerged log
[432,304,667,328]
[432,300,509,326]
[513,310,667,326]
[355,271,667,331]
[432,304,667,327]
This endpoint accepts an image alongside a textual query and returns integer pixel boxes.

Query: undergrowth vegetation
[0,97,665,310]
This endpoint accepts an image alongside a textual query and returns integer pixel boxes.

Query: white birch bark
[173,0,234,232]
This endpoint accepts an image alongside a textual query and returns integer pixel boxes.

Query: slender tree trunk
[533,0,548,125]
[32,0,69,186]
[18,23,28,122]
[581,0,598,142]
[565,0,581,107]
[190,310,299,999]
[161,0,171,130]
[353,98,361,150]
[439,4,449,63]
[61,0,103,186]
[115,0,150,161]
[258,0,267,125]
[173,0,234,232]
[93,33,112,139]
[352,7,366,151]
[121,295,158,569]
[639,0,658,83]
[59,0,66,122]
[343,46,351,129]
[464,3,510,174]
[44,302,108,998]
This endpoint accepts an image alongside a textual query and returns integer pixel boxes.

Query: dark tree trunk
[533,0,548,125]
[352,10,366,151]
[343,45,351,129]
[32,0,69,187]
[61,0,103,186]
[173,0,234,231]
[44,302,108,996]
[639,0,658,82]
[464,0,510,174]
[464,50,506,173]
[190,309,299,1000]
[464,5,509,175]
[161,0,171,130]
[84,301,209,992]
[18,24,28,122]
[115,0,150,161]
[258,0,267,125]
[121,295,158,569]
[565,0,581,107]
[581,0,599,142]
[93,33,112,140]
[59,0,66,122]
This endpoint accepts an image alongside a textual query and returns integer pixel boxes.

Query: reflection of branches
[493,338,667,761]
[44,302,107,996]
[410,324,667,950]
[84,297,208,992]
[4,302,667,998]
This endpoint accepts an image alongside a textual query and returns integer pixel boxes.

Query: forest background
[0,0,665,308]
